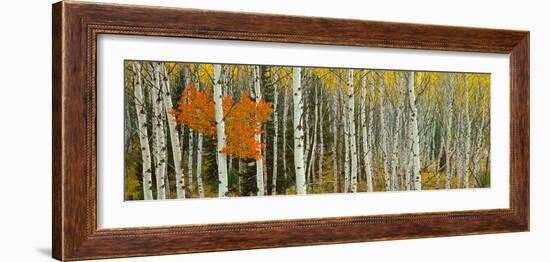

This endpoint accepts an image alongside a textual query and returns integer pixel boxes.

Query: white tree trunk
[306,83,318,187]
[444,77,453,189]
[455,110,464,189]
[213,64,228,197]
[360,71,374,192]
[331,92,339,193]
[282,81,289,194]
[293,67,307,195]
[367,71,376,191]
[473,123,485,187]
[379,72,391,191]
[253,66,265,196]
[152,63,167,200]
[131,62,154,200]
[339,76,350,192]
[347,69,358,193]
[472,85,487,187]
[463,75,472,188]
[195,133,204,198]
[318,86,324,188]
[160,64,185,199]
[187,129,194,194]
[193,65,205,198]
[272,73,279,195]
[407,71,422,191]
[390,73,405,191]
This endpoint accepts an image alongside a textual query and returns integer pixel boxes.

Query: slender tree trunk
[195,133,204,198]
[463,75,472,188]
[331,92,339,193]
[390,73,404,191]
[253,66,265,196]
[194,64,205,198]
[339,76,350,192]
[407,71,422,191]
[282,80,289,194]
[367,71,376,191]
[124,95,132,153]
[187,129,194,195]
[318,86,325,189]
[403,129,412,191]
[213,64,228,197]
[307,83,319,188]
[152,63,167,200]
[304,88,310,185]
[262,130,268,194]
[436,123,445,189]
[271,73,279,195]
[160,64,185,199]
[455,109,464,189]
[444,77,453,189]
[238,158,243,195]
[293,67,307,195]
[131,62,154,200]
[347,70,358,193]
[430,119,437,186]
[360,71,373,192]
[379,72,391,191]
[473,107,486,187]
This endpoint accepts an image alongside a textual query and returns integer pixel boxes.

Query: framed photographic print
[52,1,529,261]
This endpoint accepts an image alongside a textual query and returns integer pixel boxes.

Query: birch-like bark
[472,82,487,187]
[331,92,339,193]
[360,71,373,192]
[181,66,190,162]
[131,62,154,200]
[444,77,453,189]
[152,63,167,200]
[379,72,391,191]
[195,133,205,198]
[318,85,324,188]
[253,66,265,196]
[347,69,358,193]
[282,79,289,194]
[455,109,464,188]
[407,71,422,191]
[306,83,318,187]
[194,65,205,198]
[213,64,228,197]
[271,73,279,195]
[436,121,445,189]
[124,95,132,153]
[187,129,194,194]
[293,67,307,195]
[339,76,350,192]
[367,71,376,191]
[390,73,405,191]
[304,86,310,183]
[160,64,185,199]
[463,75,472,188]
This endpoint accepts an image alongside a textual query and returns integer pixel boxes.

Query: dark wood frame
[52,1,529,261]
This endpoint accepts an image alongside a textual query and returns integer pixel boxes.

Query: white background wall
[0,0,547,261]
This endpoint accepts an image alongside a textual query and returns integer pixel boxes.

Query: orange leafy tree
[172,84,272,160]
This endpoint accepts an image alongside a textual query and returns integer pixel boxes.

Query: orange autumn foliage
[223,92,272,160]
[172,84,272,160]
[172,83,216,137]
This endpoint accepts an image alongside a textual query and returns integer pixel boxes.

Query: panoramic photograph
[124,61,491,201]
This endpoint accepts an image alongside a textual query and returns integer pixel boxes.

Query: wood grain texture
[52,1,530,261]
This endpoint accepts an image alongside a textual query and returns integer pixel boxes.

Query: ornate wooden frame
[52,1,530,261]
